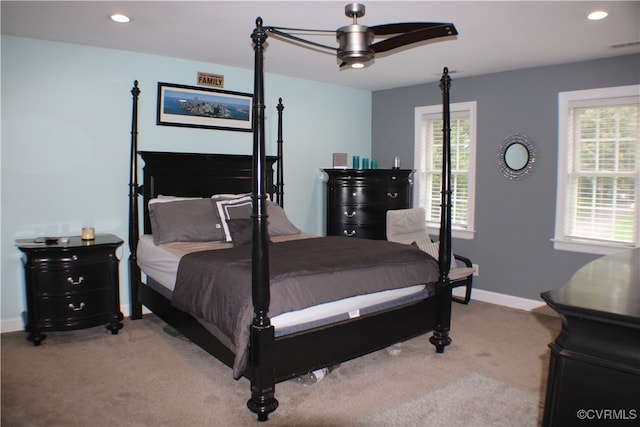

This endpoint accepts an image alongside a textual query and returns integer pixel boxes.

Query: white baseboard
[2,292,546,334]
[1,317,24,334]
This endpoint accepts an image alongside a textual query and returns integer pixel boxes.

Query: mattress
[137,234,431,337]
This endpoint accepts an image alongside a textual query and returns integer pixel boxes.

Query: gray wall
[372,54,640,301]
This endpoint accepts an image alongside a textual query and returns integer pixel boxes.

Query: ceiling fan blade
[370,22,450,36]
[371,23,458,53]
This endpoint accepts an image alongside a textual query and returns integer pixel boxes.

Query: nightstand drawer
[30,263,115,295]
[35,290,114,323]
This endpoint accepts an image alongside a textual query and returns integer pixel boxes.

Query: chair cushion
[386,207,429,244]
[449,267,475,281]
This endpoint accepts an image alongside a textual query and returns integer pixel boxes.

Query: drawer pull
[343,230,356,237]
[67,302,85,312]
[71,255,78,261]
[387,192,399,198]
[66,276,84,285]
[344,211,357,218]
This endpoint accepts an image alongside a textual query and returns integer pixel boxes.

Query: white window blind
[414,101,476,239]
[555,85,640,254]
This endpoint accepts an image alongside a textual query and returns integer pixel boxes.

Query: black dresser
[324,169,414,240]
[16,234,124,345]
[541,248,640,426]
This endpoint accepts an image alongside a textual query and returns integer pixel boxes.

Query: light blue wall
[1,36,371,327]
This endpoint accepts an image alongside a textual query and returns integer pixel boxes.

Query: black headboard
[139,151,277,234]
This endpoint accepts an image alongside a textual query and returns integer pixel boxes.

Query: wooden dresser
[324,169,413,240]
[541,248,640,426]
[16,234,124,345]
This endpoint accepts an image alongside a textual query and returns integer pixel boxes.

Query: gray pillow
[226,218,254,246]
[266,200,301,236]
[149,198,222,244]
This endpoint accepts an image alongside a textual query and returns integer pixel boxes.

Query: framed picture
[157,82,253,132]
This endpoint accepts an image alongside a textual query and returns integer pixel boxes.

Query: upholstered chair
[386,207,474,304]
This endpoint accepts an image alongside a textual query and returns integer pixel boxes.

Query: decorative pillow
[413,240,457,269]
[210,194,250,239]
[226,218,254,246]
[215,196,254,242]
[216,196,301,242]
[149,198,221,245]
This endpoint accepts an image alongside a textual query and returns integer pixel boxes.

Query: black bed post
[429,67,453,353]
[247,17,279,422]
[276,98,285,208]
[128,80,143,320]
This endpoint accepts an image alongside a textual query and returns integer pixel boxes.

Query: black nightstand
[16,233,124,345]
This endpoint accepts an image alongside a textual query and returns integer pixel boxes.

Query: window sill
[428,227,475,240]
[553,239,637,256]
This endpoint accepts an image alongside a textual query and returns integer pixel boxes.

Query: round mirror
[497,134,537,180]
[504,143,529,170]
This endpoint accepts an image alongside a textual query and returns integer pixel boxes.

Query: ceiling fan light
[587,10,608,20]
[110,13,130,23]
[351,62,365,69]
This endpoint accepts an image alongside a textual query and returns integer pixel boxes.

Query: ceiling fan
[265,2,458,69]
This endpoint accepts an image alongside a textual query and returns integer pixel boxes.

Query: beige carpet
[357,373,539,427]
[1,301,560,426]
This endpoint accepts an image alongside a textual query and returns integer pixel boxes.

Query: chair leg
[452,282,472,304]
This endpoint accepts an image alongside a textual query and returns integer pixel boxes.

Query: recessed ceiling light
[110,14,130,23]
[588,10,608,21]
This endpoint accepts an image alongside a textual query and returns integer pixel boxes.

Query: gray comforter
[172,236,440,377]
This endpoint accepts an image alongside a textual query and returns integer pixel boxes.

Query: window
[555,85,639,255]
[414,101,477,239]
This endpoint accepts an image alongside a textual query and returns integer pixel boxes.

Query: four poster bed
[127,18,455,422]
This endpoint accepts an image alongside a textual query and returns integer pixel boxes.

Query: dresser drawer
[328,223,386,240]
[35,289,115,323]
[331,172,410,186]
[30,263,115,295]
[332,185,410,206]
[328,205,383,225]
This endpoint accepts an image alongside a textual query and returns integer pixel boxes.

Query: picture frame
[157,82,253,132]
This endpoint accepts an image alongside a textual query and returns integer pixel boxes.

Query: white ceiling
[2,1,639,91]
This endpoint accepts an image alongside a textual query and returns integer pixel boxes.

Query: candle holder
[81,227,95,240]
